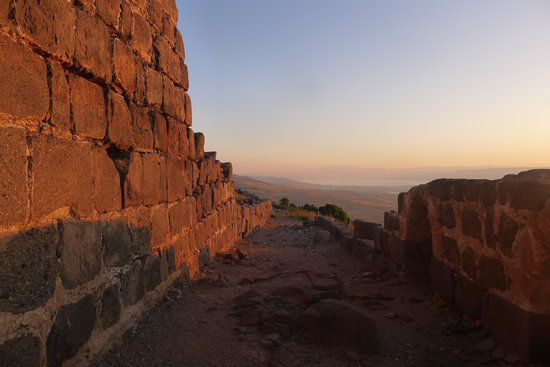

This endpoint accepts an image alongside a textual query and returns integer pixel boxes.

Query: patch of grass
[270,213,280,218]
[289,209,316,221]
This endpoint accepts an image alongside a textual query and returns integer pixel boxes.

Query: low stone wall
[383,170,550,363]
[0,1,273,366]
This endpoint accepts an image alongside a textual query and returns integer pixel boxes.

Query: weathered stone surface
[499,178,550,212]
[151,205,169,247]
[60,220,102,289]
[92,147,123,213]
[441,235,460,266]
[49,65,71,134]
[130,12,153,63]
[169,201,185,236]
[461,246,478,280]
[113,39,137,96]
[103,221,132,267]
[455,273,486,319]
[30,136,94,219]
[498,213,518,258]
[128,206,152,256]
[201,185,213,217]
[461,209,482,242]
[185,92,193,126]
[162,76,177,117]
[96,0,122,29]
[484,207,497,249]
[181,62,189,91]
[479,256,507,291]
[301,299,376,352]
[122,261,145,307]
[134,60,146,104]
[101,284,121,330]
[119,0,133,40]
[13,0,76,63]
[352,220,379,240]
[161,246,176,280]
[438,202,456,229]
[144,253,162,291]
[69,75,107,139]
[0,33,49,120]
[152,111,168,152]
[107,91,133,150]
[110,152,144,208]
[0,226,58,314]
[75,8,112,81]
[0,127,28,227]
[146,67,164,106]
[389,235,432,268]
[194,132,205,161]
[0,333,41,367]
[0,0,9,26]
[221,162,233,181]
[166,157,186,202]
[142,154,162,206]
[480,181,497,206]
[129,103,154,150]
[431,257,454,302]
[46,295,96,366]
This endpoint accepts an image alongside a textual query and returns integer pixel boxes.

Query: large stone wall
[0,1,272,366]
[383,170,550,363]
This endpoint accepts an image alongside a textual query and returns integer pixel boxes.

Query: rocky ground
[94,216,535,367]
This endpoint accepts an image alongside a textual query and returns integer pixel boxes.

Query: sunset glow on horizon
[178,1,550,178]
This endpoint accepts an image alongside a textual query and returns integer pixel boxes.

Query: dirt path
[93,216,523,367]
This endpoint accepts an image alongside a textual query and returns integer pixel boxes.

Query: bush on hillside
[318,203,350,224]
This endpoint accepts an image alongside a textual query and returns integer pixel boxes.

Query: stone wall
[382,170,550,363]
[0,1,272,366]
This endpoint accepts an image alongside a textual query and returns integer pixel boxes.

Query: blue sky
[176,1,550,175]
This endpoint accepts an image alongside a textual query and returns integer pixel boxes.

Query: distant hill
[232,175,405,223]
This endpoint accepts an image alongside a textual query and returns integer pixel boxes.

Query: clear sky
[176,1,550,176]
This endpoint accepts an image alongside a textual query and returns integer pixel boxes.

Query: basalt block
[0,126,28,227]
[431,257,454,302]
[122,261,145,307]
[46,295,96,366]
[0,225,59,314]
[0,333,41,367]
[103,221,132,268]
[389,234,432,268]
[68,75,107,139]
[107,90,134,150]
[455,273,486,319]
[92,147,123,213]
[0,33,49,121]
[101,284,122,330]
[49,65,71,134]
[352,220,380,240]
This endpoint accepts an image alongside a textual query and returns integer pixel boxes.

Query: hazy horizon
[178,1,550,174]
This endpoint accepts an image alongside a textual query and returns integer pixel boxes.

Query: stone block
[188,127,196,160]
[484,206,497,249]
[144,253,162,291]
[482,292,550,363]
[69,75,107,139]
[0,225,58,314]
[112,152,143,208]
[154,36,178,77]
[129,103,154,150]
[184,92,193,126]
[455,273,486,319]
[152,111,168,152]
[0,126,28,227]
[352,220,380,240]
[96,0,122,30]
[92,147,123,213]
[162,76,177,116]
[175,27,185,58]
[182,62,189,91]
[119,0,133,40]
[162,13,176,45]
[373,225,384,252]
[0,0,9,26]
[75,8,112,82]
[113,39,137,95]
[161,246,176,280]
[497,213,518,258]
[169,201,186,236]
[478,255,508,291]
[121,261,145,307]
[146,67,164,106]
[130,12,153,63]
[46,295,96,366]
[166,157,186,202]
[499,178,550,212]
[0,33,49,121]
[166,118,180,157]
[461,209,482,242]
[201,185,213,217]
[142,154,162,206]
[441,235,460,267]
[103,221,132,267]
[353,239,373,261]
[134,60,146,104]
[107,91,133,150]
[389,234,432,268]
[13,0,76,64]
[194,132,205,161]
[128,206,152,256]
[461,246,478,280]
[30,136,94,219]
[151,205,169,247]
[431,257,454,302]
[49,65,71,134]
[60,220,102,289]
[221,162,233,181]
[174,87,186,121]
[0,333,41,367]
[101,284,121,330]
